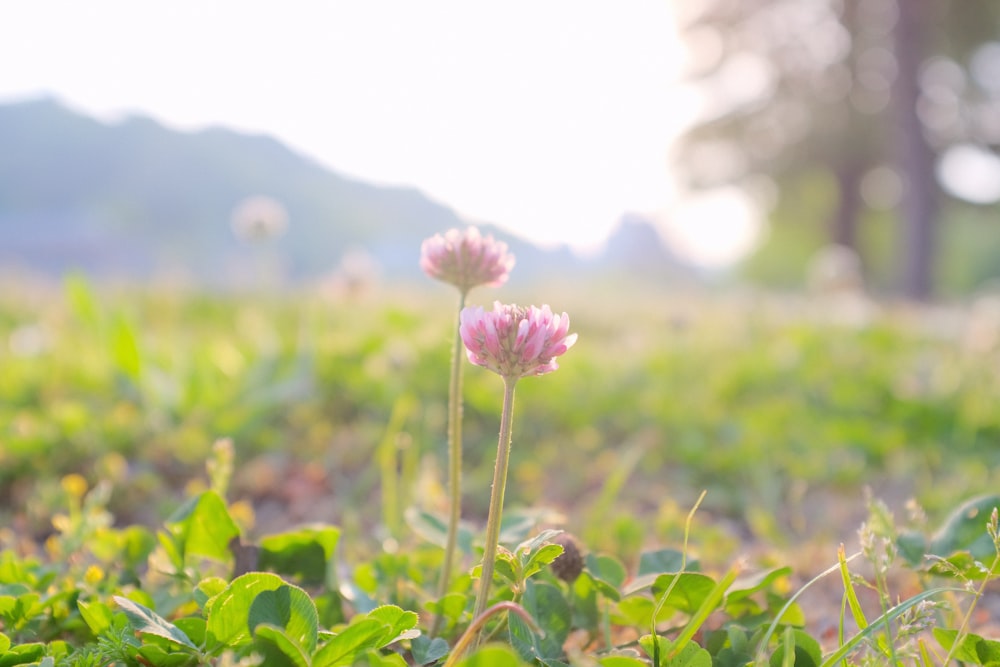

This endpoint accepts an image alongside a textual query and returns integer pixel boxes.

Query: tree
[892,0,937,299]
[671,0,1000,298]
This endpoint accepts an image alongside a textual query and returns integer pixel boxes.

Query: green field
[2,273,1000,665]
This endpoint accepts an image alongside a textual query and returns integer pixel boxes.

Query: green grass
[3,275,999,547]
[2,273,1000,665]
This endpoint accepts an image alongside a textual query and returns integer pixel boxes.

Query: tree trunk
[893,0,939,300]
[831,160,864,251]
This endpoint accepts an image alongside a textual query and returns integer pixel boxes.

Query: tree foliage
[672,0,1000,297]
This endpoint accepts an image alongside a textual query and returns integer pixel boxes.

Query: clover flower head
[420,226,515,292]
[231,195,289,242]
[459,301,577,379]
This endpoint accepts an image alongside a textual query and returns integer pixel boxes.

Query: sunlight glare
[937,144,1000,204]
[663,187,763,269]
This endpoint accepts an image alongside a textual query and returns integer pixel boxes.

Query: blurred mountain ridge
[0,97,687,287]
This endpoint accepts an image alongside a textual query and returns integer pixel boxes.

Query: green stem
[432,290,467,636]
[471,375,518,641]
[942,551,1000,666]
[443,601,540,667]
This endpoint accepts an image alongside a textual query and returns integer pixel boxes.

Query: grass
[2,272,1000,665]
[4,275,1000,543]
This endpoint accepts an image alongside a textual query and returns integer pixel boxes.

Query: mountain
[0,97,689,286]
[603,213,690,279]
[0,98,476,283]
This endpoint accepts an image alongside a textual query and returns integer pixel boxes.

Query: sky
[0,0,761,266]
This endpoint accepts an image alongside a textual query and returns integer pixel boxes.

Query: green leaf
[978,637,1000,664]
[727,567,792,603]
[206,572,288,649]
[710,626,755,667]
[195,577,228,609]
[515,529,563,561]
[769,628,821,667]
[411,635,450,665]
[586,553,627,588]
[933,628,1000,664]
[650,572,718,615]
[928,495,1000,561]
[766,597,806,627]
[928,551,997,580]
[523,544,565,579]
[248,584,320,654]
[0,592,41,626]
[569,572,600,630]
[64,273,100,328]
[405,508,474,554]
[111,314,142,381]
[253,624,311,667]
[312,618,387,667]
[166,490,240,564]
[0,597,14,622]
[259,524,341,586]
[136,643,197,667]
[157,529,185,571]
[725,567,792,618]
[613,597,674,628]
[498,511,543,545]
[0,642,45,667]
[896,530,927,566]
[354,648,410,666]
[77,599,114,636]
[456,644,530,666]
[639,635,711,667]
[584,553,626,601]
[366,605,420,646]
[113,596,198,650]
[0,633,8,654]
[0,584,30,597]
[639,549,695,576]
[599,657,649,667]
[509,581,571,663]
[425,592,469,626]
[933,628,974,662]
[621,574,661,597]
[493,551,520,586]
[175,617,207,647]
[625,568,711,598]
[669,562,740,658]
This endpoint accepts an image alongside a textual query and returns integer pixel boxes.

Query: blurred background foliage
[3,275,1000,565]
[671,0,1000,298]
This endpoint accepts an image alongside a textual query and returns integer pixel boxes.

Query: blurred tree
[892,0,936,298]
[672,0,1000,298]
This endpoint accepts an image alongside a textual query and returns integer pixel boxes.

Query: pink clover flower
[420,226,515,292]
[460,302,577,379]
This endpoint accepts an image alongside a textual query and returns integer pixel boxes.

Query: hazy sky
[0,1,759,264]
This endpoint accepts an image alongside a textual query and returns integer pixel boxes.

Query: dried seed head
[549,533,584,583]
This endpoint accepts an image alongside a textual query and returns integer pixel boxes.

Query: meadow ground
[2,273,1000,663]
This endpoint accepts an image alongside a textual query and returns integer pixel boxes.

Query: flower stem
[442,601,540,667]
[432,290,466,636]
[471,375,517,640]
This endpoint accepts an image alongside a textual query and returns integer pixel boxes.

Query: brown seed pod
[549,533,584,583]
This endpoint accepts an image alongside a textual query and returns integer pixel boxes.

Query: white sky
[0,1,758,264]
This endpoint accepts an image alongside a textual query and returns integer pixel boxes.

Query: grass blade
[755,552,861,665]
[837,543,868,632]
[818,587,967,667]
